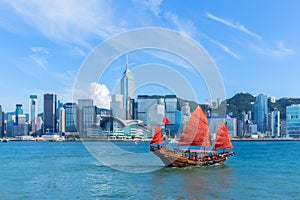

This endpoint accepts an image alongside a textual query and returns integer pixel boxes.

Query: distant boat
[150,105,235,167]
[1,138,9,143]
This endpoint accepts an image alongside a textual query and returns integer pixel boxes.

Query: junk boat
[150,105,235,167]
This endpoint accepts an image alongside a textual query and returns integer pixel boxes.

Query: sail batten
[214,122,233,150]
[178,105,211,147]
[150,126,164,144]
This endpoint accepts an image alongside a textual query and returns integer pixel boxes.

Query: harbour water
[1,141,300,199]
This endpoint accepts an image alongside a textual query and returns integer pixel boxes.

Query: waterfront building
[15,104,23,125]
[137,95,165,127]
[271,110,280,138]
[78,99,93,109]
[165,95,179,137]
[180,102,191,136]
[6,112,15,137]
[36,116,43,136]
[253,94,268,133]
[59,107,66,133]
[281,121,287,138]
[82,105,97,133]
[208,116,237,138]
[78,99,94,132]
[121,62,135,120]
[110,94,125,119]
[136,95,181,137]
[64,103,79,133]
[29,95,38,134]
[43,93,57,133]
[15,114,28,136]
[97,108,111,119]
[0,105,3,137]
[286,105,300,138]
[57,100,64,121]
[249,124,258,135]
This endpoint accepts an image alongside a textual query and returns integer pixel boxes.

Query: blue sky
[0,0,299,113]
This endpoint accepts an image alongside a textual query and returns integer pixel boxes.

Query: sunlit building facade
[287,105,300,138]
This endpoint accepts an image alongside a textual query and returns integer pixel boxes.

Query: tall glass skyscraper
[0,105,3,137]
[43,93,57,133]
[137,95,165,126]
[29,95,38,133]
[121,63,134,120]
[165,95,179,136]
[287,105,300,138]
[271,110,280,138]
[82,106,97,133]
[64,103,79,133]
[253,94,268,133]
[15,104,23,125]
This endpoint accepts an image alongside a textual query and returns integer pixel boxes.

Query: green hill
[226,92,255,118]
[226,93,300,120]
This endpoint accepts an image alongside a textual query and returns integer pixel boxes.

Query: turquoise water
[0,141,300,199]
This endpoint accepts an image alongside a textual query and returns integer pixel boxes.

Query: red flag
[162,117,170,124]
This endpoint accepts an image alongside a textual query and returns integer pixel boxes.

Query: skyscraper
[0,105,3,137]
[43,93,57,133]
[271,110,280,138]
[78,99,94,132]
[137,95,165,126]
[29,95,38,134]
[110,94,125,119]
[82,105,97,133]
[121,62,134,120]
[253,94,268,133]
[64,103,79,133]
[59,107,66,133]
[286,104,300,138]
[165,95,179,136]
[15,104,23,125]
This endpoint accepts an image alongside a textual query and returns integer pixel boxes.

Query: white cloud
[72,47,86,57]
[31,46,49,54]
[132,0,163,16]
[206,12,262,40]
[89,82,110,109]
[30,55,47,70]
[249,41,294,59]
[29,46,50,70]
[164,12,197,37]
[4,0,122,48]
[201,34,239,59]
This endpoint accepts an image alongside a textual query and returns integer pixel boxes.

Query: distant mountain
[269,98,300,119]
[177,97,199,112]
[226,93,300,120]
[226,92,255,118]
[179,93,300,120]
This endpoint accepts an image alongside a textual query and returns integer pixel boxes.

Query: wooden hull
[151,147,233,167]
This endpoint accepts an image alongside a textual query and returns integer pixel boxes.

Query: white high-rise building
[121,62,134,120]
[180,102,191,134]
[29,95,38,134]
[110,94,125,119]
[59,107,66,133]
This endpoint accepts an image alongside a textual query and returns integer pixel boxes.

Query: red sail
[178,105,211,147]
[150,126,164,144]
[214,123,233,150]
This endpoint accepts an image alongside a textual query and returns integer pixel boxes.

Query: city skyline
[1,1,300,112]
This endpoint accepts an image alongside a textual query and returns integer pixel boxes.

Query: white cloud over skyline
[89,82,110,109]
[206,12,262,40]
